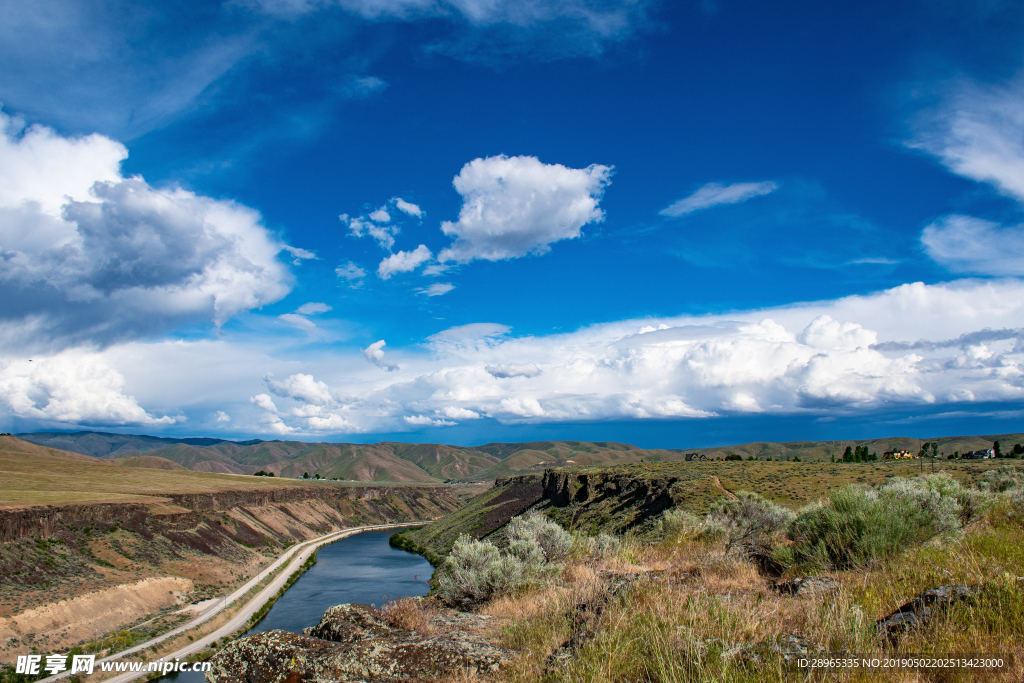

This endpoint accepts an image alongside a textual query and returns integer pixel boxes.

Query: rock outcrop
[207,604,513,683]
[0,486,459,543]
[775,576,838,597]
[876,584,976,641]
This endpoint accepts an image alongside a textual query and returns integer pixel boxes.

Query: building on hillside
[883,449,914,460]
[684,452,708,461]
[962,449,995,459]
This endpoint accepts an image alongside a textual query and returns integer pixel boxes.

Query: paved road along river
[166,527,432,683]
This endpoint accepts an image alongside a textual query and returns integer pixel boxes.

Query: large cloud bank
[236,278,1024,434]
[0,113,297,349]
[0,351,174,426]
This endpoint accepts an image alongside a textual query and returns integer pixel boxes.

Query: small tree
[994,441,1002,458]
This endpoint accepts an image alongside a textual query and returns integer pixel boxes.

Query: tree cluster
[842,445,877,462]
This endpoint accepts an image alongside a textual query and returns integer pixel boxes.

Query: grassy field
[0,436,435,509]
[476,507,1024,683]
[394,458,1024,683]
[406,457,1011,560]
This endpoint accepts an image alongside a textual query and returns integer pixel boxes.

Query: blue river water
[164,528,432,683]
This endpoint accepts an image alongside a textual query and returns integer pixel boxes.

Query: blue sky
[2,0,1024,447]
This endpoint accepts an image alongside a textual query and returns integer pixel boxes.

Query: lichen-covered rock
[302,604,401,644]
[775,576,838,597]
[207,604,512,683]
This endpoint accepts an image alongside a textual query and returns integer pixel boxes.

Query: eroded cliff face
[407,467,688,560]
[534,470,682,534]
[0,485,460,661]
[0,486,453,543]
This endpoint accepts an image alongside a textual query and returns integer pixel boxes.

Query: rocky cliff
[0,485,460,660]
[0,485,456,544]
[404,463,715,560]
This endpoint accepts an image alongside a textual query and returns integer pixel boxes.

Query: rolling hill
[15,430,1024,485]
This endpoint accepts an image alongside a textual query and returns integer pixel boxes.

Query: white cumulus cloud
[250,393,279,413]
[393,197,423,217]
[266,372,335,405]
[344,215,399,250]
[378,244,432,279]
[486,362,541,378]
[437,155,612,263]
[363,339,399,371]
[404,414,456,426]
[10,278,1024,434]
[0,112,295,348]
[369,207,391,223]
[0,352,174,425]
[659,181,779,217]
[442,406,480,419]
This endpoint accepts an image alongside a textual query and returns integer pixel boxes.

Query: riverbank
[33,523,424,683]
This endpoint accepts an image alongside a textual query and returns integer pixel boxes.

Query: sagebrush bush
[708,491,794,559]
[787,473,974,570]
[1005,488,1024,526]
[507,512,573,563]
[435,535,525,606]
[979,465,1024,493]
[657,508,702,536]
[578,531,621,559]
[436,513,573,605]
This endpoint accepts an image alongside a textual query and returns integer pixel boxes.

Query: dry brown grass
[486,508,1024,683]
[379,596,436,636]
[0,436,381,509]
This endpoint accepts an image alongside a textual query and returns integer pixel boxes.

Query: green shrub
[582,532,621,558]
[435,535,525,606]
[657,508,702,536]
[507,512,573,563]
[979,465,1024,493]
[787,473,974,570]
[708,491,794,558]
[436,513,573,605]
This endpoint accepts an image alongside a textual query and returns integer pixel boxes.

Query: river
[165,528,432,683]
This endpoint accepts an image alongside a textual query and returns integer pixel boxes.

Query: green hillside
[16,431,1024,485]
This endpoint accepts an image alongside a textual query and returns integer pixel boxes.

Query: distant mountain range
[16,431,1024,483]
[16,431,685,483]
